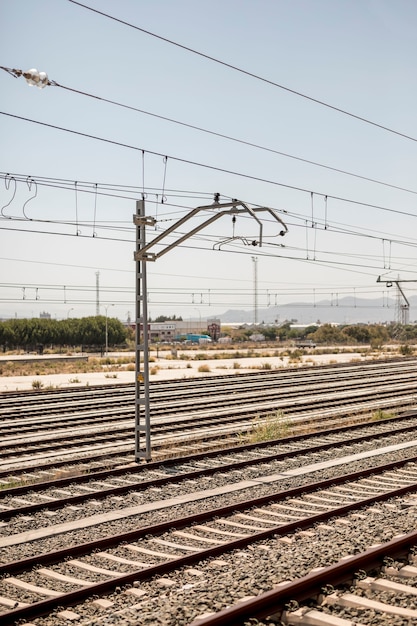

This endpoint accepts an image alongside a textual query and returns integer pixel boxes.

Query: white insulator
[24,68,40,86]
[37,71,49,88]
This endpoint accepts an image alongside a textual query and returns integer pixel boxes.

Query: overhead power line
[2,65,415,195]
[2,110,417,222]
[32,83,417,196]
[67,0,417,144]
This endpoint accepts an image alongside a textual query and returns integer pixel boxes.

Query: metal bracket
[133,251,157,262]
[133,215,157,227]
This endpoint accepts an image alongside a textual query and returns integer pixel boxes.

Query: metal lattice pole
[133,196,288,461]
[134,199,152,461]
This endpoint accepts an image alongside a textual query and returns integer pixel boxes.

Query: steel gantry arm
[377,276,412,325]
[134,196,288,462]
[134,198,288,262]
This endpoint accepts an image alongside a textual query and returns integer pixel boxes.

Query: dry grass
[0,356,136,377]
[0,345,407,383]
[246,411,292,443]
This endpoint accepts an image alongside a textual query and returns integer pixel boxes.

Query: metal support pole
[105,313,108,357]
[135,199,152,461]
[104,304,114,357]
[133,195,288,461]
[252,256,258,325]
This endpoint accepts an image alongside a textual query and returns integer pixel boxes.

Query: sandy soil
[0,350,370,392]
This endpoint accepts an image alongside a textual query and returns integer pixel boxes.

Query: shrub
[198,364,210,373]
[247,411,291,442]
[399,344,414,355]
[31,379,44,389]
[372,409,395,421]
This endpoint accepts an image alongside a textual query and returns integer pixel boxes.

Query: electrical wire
[66,1,417,145]
[0,280,405,303]
[25,77,415,197]
[4,63,417,195]
[4,171,417,256]
[3,111,417,224]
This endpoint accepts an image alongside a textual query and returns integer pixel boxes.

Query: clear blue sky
[1,0,417,323]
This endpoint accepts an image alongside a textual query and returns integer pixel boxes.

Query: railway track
[1,414,417,525]
[191,531,417,625]
[1,452,417,624]
[2,358,417,478]
[2,358,417,421]
[2,357,417,624]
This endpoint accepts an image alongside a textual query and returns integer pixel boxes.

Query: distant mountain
[218,296,417,325]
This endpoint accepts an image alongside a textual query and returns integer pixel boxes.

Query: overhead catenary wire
[66,1,417,145]
[3,171,417,248]
[2,64,417,197]
[2,215,416,279]
[3,197,417,261]
[0,279,408,300]
[3,169,417,278]
[2,112,417,225]
[1,19,415,318]
[2,256,410,288]
[28,78,417,198]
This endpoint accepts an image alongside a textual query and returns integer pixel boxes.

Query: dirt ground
[0,349,375,392]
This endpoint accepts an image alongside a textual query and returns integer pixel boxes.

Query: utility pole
[252,256,258,325]
[95,271,100,316]
[134,199,152,462]
[133,195,288,462]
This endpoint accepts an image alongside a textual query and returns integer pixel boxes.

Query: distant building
[134,320,210,342]
[207,318,221,341]
[39,311,51,319]
[249,333,265,342]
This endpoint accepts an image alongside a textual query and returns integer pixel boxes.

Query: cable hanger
[22,177,38,219]
[0,174,17,218]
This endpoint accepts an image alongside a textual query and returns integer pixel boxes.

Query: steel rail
[4,359,417,426]
[2,374,417,448]
[1,391,417,480]
[1,465,417,625]
[2,359,417,479]
[1,410,416,496]
[2,420,417,522]
[3,456,417,572]
[1,358,416,417]
[189,530,417,626]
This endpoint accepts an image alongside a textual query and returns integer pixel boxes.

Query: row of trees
[227,322,417,346]
[2,317,417,352]
[0,317,130,352]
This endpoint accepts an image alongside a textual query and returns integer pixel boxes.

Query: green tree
[311,324,346,344]
[154,314,183,322]
[0,316,128,351]
[342,324,370,344]
[368,324,389,348]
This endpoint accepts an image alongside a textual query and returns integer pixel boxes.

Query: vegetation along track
[2,358,417,478]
